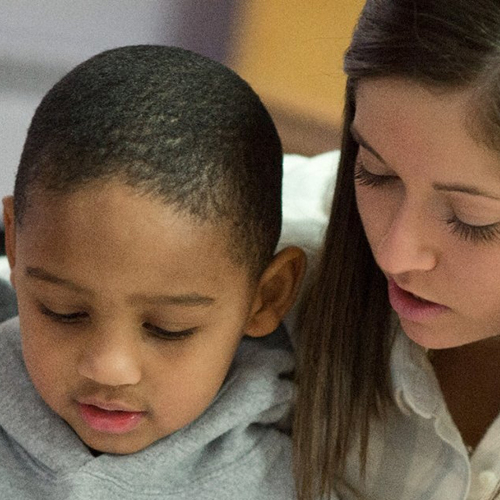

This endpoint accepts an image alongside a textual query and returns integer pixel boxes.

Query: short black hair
[14,45,283,278]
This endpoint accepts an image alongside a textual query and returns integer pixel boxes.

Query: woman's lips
[388,279,449,323]
[77,400,146,434]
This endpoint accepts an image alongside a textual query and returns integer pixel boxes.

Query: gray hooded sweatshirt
[0,317,295,499]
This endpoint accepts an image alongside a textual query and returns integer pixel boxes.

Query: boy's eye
[142,322,195,341]
[40,304,89,323]
[39,305,195,339]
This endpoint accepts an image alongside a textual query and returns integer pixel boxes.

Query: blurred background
[1,0,364,204]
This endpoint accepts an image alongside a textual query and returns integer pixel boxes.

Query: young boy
[0,45,305,499]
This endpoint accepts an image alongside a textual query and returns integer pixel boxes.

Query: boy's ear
[2,196,17,286]
[245,246,306,338]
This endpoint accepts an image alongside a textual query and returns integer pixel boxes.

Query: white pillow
[279,151,339,335]
[0,256,10,283]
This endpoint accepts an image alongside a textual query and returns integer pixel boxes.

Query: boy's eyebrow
[129,294,215,306]
[350,124,387,164]
[25,267,216,306]
[26,267,90,294]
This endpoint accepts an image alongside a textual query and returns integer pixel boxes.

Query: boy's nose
[77,327,142,387]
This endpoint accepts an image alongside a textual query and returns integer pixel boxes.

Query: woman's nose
[77,326,142,387]
[373,201,438,276]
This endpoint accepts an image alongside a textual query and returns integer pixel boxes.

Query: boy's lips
[77,397,144,413]
[76,397,146,434]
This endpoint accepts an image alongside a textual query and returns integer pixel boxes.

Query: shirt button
[479,470,498,496]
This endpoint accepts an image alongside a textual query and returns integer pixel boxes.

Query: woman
[294,1,500,499]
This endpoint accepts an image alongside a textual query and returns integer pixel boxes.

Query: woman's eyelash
[40,305,88,323]
[354,158,395,187]
[446,216,500,244]
[142,322,195,341]
[354,154,500,245]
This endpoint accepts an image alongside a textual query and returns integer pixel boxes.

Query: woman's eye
[354,158,396,187]
[446,215,500,244]
[143,322,195,341]
[40,304,88,323]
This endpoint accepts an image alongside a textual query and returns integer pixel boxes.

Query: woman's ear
[3,196,17,287]
[245,246,306,338]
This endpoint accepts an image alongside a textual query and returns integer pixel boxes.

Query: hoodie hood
[0,317,295,499]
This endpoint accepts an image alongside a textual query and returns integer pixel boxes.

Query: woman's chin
[399,318,467,350]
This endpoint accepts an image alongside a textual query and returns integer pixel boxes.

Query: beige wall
[229,0,364,154]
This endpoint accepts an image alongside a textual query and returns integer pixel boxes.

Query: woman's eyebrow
[350,125,500,200]
[432,182,500,200]
[350,124,387,164]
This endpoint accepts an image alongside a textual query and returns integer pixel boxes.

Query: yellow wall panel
[230,0,364,125]
[228,0,364,152]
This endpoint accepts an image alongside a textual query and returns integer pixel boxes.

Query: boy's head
[3,45,305,455]
[15,44,283,277]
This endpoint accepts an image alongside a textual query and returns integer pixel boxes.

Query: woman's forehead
[353,77,500,185]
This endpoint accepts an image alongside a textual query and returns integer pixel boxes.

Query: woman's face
[353,77,500,349]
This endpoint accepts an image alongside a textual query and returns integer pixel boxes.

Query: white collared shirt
[333,330,500,500]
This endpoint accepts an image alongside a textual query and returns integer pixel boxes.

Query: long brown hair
[294,1,500,499]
